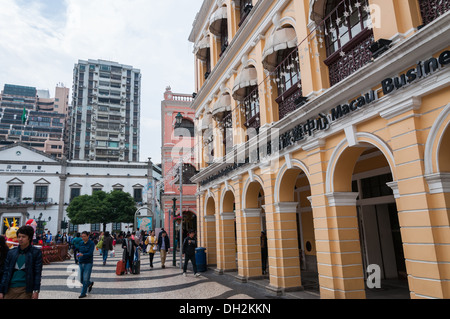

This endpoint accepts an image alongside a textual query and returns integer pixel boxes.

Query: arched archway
[218,189,238,272]
[240,177,267,279]
[204,195,217,266]
[328,139,410,299]
[276,162,318,292]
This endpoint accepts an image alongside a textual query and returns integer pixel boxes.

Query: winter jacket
[183,236,197,256]
[102,236,113,251]
[0,245,43,294]
[158,236,170,252]
[78,240,95,264]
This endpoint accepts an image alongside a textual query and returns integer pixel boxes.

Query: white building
[0,143,161,237]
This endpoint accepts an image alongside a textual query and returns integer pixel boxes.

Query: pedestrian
[260,231,268,275]
[182,230,200,277]
[45,231,52,245]
[102,232,113,266]
[140,230,146,254]
[77,231,95,298]
[157,231,170,269]
[55,231,62,244]
[122,233,137,274]
[0,236,10,285]
[0,226,43,299]
[97,232,104,256]
[72,233,83,264]
[144,230,158,268]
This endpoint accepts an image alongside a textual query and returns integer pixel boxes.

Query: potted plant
[174,215,182,225]
[23,197,32,203]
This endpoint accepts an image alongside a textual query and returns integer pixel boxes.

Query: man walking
[77,231,95,298]
[0,225,43,299]
[158,231,170,269]
[182,230,200,277]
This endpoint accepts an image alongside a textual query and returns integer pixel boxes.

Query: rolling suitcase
[116,260,126,276]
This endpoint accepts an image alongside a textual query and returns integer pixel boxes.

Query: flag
[21,107,27,124]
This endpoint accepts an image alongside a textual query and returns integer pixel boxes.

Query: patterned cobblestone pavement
[39,246,287,300]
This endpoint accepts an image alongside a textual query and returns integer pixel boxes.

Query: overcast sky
[0,0,204,164]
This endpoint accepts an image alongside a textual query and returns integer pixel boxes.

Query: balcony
[0,198,55,208]
[271,47,304,121]
[323,0,374,87]
[419,0,450,27]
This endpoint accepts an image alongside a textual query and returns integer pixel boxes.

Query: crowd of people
[0,226,202,299]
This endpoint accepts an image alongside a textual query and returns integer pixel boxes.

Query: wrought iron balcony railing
[419,0,450,27]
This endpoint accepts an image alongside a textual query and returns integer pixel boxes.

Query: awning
[232,66,258,101]
[212,93,232,120]
[209,6,228,36]
[262,27,298,71]
[195,36,210,61]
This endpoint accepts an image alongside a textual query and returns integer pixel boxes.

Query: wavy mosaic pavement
[39,246,279,300]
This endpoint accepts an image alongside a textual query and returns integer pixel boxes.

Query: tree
[67,190,137,232]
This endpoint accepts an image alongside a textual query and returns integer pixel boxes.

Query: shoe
[195,273,201,277]
[162,265,165,269]
[183,272,187,277]
[88,282,94,293]
[79,295,87,299]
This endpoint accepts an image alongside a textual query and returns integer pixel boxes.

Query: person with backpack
[101,232,113,266]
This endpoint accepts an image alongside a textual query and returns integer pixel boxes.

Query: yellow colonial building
[188,0,450,299]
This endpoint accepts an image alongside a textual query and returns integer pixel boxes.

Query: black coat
[158,236,170,252]
[183,236,197,256]
[0,245,43,294]
[122,238,137,259]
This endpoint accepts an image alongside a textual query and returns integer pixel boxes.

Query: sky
[0,0,204,164]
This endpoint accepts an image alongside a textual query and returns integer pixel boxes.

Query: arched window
[174,119,195,138]
[175,164,199,185]
[323,0,374,86]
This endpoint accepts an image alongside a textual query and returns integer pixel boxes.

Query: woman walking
[145,230,158,268]
[122,233,137,274]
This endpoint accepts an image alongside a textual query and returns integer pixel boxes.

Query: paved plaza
[38,246,292,300]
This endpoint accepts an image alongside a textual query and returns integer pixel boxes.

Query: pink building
[160,87,198,248]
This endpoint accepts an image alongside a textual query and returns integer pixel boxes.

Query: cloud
[0,0,203,163]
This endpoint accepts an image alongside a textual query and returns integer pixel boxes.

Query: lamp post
[174,112,184,270]
[172,197,177,267]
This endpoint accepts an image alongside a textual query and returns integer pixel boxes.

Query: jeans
[183,254,197,274]
[102,250,109,263]
[79,262,93,296]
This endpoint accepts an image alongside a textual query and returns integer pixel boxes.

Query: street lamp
[172,197,177,266]
[175,112,183,127]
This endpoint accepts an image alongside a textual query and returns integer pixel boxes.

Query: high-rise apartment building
[68,59,141,162]
[0,84,69,159]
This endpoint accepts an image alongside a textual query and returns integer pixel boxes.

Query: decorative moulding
[326,192,359,207]
[379,96,422,120]
[425,173,450,194]
[386,181,400,199]
[243,208,262,218]
[274,202,298,213]
[204,215,216,222]
[220,212,235,220]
